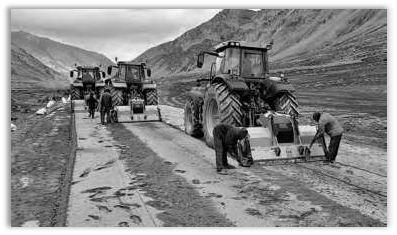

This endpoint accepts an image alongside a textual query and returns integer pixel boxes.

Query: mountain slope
[11,43,67,89]
[11,30,114,74]
[133,9,386,76]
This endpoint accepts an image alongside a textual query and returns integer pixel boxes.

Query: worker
[98,89,113,125]
[309,112,344,163]
[84,90,91,116]
[213,124,253,174]
[86,92,98,119]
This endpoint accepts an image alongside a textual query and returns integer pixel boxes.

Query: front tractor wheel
[202,83,243,147]
[184,97,203,138]
[274,93,300,117]
[105,86,123,107]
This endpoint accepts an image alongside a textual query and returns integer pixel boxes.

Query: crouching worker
[213,124,253,174]
[309,112,344,163]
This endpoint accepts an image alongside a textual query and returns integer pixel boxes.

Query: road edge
[53,103,77,226]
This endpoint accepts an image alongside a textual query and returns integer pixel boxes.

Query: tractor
[69,65,106,100]
[98,59,160,122]
[95,60,157,108]
[184,41,326,162]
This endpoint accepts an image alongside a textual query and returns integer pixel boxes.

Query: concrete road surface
[67,102,386,226]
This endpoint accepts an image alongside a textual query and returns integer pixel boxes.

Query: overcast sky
[10,9,221,61]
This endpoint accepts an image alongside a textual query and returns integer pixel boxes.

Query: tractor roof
[117,61,146,67]
[76,65,100,70]
[214,41,267,52]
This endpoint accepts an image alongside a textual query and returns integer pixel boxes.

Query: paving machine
[183,41,326,164]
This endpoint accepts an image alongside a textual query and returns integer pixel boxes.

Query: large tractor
[184,41,325,162]
[69,65,106,100]
[96,60,158,107]
[98,60,160,122]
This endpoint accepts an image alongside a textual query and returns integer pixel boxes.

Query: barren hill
[133,9,386,76]
[11,43,67,89]
[11,30,114,74]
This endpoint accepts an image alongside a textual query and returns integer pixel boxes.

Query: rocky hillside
[133,9,386,76]
[11,30,114,74]
[11,43,67,89]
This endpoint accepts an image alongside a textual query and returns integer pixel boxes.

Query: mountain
[133,9,386,76]
[11,43,67,89]
[11,30,114,74]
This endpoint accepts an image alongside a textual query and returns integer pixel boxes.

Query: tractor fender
[112,83,128,88]
[264,80,295,99]
[212,75,249,91]
[96,83,105,88]
[141,83,157,90]
[185,90,204,101]
[71,83,83,87]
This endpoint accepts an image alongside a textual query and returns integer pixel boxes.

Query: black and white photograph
[8,4,388,228]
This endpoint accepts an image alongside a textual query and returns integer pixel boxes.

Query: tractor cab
[69,65,106,100]
[107,61,151,84]
[70,66,105,84]
[197,41,272,79]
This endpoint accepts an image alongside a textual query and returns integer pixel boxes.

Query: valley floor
[10,59,387,227]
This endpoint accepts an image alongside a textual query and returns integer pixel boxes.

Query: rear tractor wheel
[202,83,243,147]
[184,97,203,138]
[274,93,300,117]
[70,86,83,100]
[108,86,123,107]
[145,89,158,105]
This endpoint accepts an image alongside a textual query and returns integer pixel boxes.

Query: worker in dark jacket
[309,112,344,163]
[98,89,113,125]
[213,124,253,174]
[86,92,98,119]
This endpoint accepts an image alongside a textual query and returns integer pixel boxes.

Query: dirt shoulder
[108,123,234,227]
[11,90,74,226]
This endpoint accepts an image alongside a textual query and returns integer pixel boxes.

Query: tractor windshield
[78,69,97,80]
[120,65,141,82]
[223,48,240,75]
[241,49,265,78]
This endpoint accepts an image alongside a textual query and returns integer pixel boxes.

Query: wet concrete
[121,121,384,226]
[67,101,162,227]
[67,102,385,226]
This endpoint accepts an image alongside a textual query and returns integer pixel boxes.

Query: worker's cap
[312,112,321,122]
[237,128,249,139]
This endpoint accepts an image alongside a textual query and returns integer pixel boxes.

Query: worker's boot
[223,164,236,169]
[216,168,228,175]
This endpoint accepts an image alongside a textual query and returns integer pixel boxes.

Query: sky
[10,9,221,61]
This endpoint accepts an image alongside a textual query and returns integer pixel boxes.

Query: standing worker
[309,112,344,163]
[98,89,113,125]
[213,124,253,174]
[86,92,98,119]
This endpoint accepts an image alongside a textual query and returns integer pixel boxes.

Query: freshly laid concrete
[67,102,385,226]
[67,101,162,227]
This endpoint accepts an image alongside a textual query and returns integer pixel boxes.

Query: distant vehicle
[99,60,157,107]
[69,65,106,100]
[100,59,160,123]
